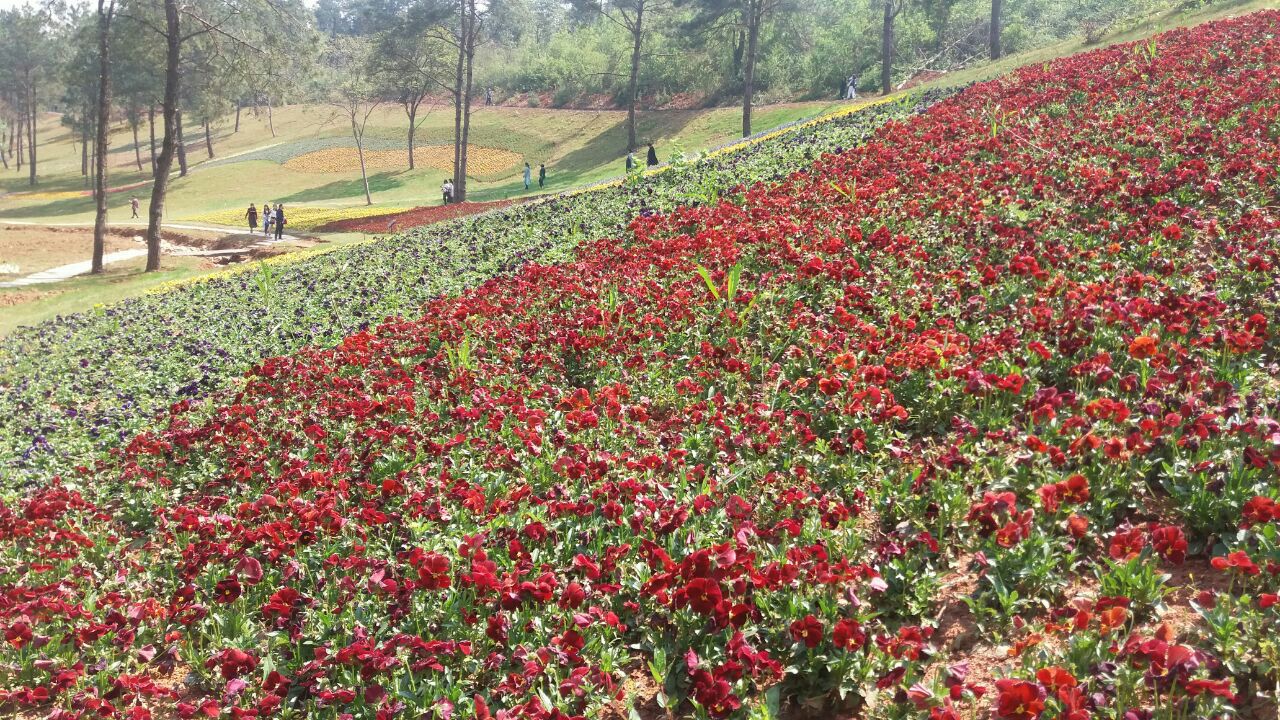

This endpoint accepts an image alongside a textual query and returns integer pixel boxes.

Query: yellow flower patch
[184,205,411,231]
[282,145,523,176]
[10,190,86,202]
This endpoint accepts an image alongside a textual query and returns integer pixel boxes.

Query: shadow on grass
[279,172,408,203]
[0,195,97,219]
[537,110,703,190]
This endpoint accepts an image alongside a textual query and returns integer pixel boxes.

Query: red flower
[1183,678,1233,699]
[995,679,1045,720]
[1060,474,1089,504]
[678,578,723,615]
[832,618,866,651]
[789,614,824,648]
[261,587,305,626]
[1241,496,1278,528]
[1150,525,1187,565]
[1108,528,1146,561]
[691,669,741,718]
[214,577,242,604]
[1128,335,1158,359]
[416,552,452,590]
[560,581,586,609]
[1067,514,1089,539]
[1211,550,1260,575]
[1034,666,1076,694]
[4,622,32,649]
[207,648,258,679]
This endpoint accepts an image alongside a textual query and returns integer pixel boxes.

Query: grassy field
[0,255,210,336]
[3,0,1274,224]
[0,99,852,225]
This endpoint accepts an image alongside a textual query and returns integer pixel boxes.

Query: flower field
[184,205,413,232]
[314,199,525,233]
[281,146,523,175]
[2,11,1279,720]
[0,90,934,492]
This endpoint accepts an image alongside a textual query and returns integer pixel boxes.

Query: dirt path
[0,249,150,287]
[0,219,302,243]
[0,221,303,288]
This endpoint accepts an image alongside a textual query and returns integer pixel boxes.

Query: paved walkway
[0,221,302,288]
[0,219,301,242]
[0,249,150,287]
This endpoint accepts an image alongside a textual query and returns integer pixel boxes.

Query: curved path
[0,220,301,288]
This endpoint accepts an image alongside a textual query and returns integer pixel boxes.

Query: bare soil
[0,225,139,276]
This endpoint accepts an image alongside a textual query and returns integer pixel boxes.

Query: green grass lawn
[0,97,854,225]
[0,256,209,336]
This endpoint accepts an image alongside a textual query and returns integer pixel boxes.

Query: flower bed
[0,90,937,491]
[2,12,1279,720]
[315,199,525,233]
[184,205,413,232]
[282,145,523,175]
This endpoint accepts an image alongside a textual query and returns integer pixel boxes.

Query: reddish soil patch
[316,199,525,233]
[0,225,139,276]
[0,288,54,306]
[899,70,948,92]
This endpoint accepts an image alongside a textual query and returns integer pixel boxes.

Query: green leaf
[696,265,720,300]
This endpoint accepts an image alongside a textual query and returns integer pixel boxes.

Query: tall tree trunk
[234,102,241,132]
[990,0,1003,60]
[93,0,115,275]
[81,122,90,177]
[131,115,143,170]
[405,99,418,170]
[457,0,477,203]
[881,0,895,96]
[148,105,157,175]
[15,115,22,172]
[452,0,467,199]
[27,80,38,186]
[732,29,745,78]
[625,0,644,152]
[742,0,761,138]
[146,0,181,273]
[175,110,188,176]
[86,120,94,189]
[204,120,214,158]
[353,118,372,205]
[266,97,275,137]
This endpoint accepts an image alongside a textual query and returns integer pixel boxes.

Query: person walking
[442,179,454,205]
[485,87,494,106]
[626,151,635,172]
[262,200,274,235]
[130,197,140,219]
[846,74,858,100]
[646,143,659,168]
[246,203,258,235]
[523,162,532,191]
[273,204,286,240]
[538,163,546,189]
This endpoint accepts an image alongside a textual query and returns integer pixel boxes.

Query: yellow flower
[184,206,411,231]
[282,145,522,176]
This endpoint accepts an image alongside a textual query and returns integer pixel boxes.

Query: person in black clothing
[274,205,286,240]
[246,203,258,235]
[538,163,546,189]
[646,143,659,167]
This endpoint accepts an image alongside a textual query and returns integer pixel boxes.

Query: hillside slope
[2,11,1278,720]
